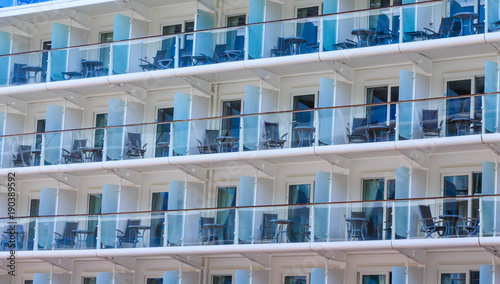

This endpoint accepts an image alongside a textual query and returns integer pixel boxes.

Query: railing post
[33,218,39,251]
[310,204,315,242]
[399,5,404,43]
[109,42,114,76]
[234,208,239,245]
[174,35,180,69]
[163,212,168,247]
[395,103,400,141]
[318,16,324,54]
[46,51,52,83]
[102,128,108,162]
[479,196,483,238]
[391,201,396,240]
[244,26,249,61]
[40,133,46,166]
[97,215,102,250]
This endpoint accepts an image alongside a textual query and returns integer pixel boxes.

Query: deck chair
[54,222,78,248]
[421,109,442,137]
[17,0,33,4]
[418,205,445,238]
[194,44,227,65]
[222,35,245,62]
[197,130,219,154]
[332,39,358,50]
[10,63,27,85]
[373,14,399,45]
[347,118,368,143]
[424,17,460,39]
[271,37,289,57]
[300,21,318,53]
[116,219,141,248]
[347,211,367,241]
[458,217,479,237]
[263,122,288,149]
[125,132,147,159]
[1,224,25,250]
[12,145,32,167]
[157,40,177,69]
[260,213,277,242]
[139,49,168,71]
[62,139,87,163]
[198,216,216,245]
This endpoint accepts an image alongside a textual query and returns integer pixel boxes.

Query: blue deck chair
[10,63,27,85]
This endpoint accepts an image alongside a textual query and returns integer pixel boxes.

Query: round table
[81,60,104,78]
[202,223,224,245]
[284,37,306,55]
[22,66,43,83]
[157,142,170,157]
[351,29,376,47]
[293,126,315,147]
[270,219,293,243]
[128,225,151,248]
[439,214,461,237]
[453,12,479,36]
[78,147,102,162]
[345,217,367,241]
[450,117,473,136]
[216,136,239,153]
[72,230,94,249]
[367,125,391,142]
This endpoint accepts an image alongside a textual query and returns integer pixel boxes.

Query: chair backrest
[153,49,168,65]
[200,217,215,229]
[72,139,87,151]
[234,35,245,51]
[261,213,278,237]
[123,219,141,238]
[127,132,142,150]
[352,118,367,135]
[15,145,31,165]
[204,130,219,148]
[301,21,318,44]
[351,211,366,219]
[276,37,286,50]
[214,44,227,56]
[418,205,435,228]
[63,222,79,238]
[440,17,460,37]
[12,63,27,81]
[264,122,280,140]
[422,109,438,130]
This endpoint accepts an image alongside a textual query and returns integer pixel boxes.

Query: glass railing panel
[480,195,496,237]
[181,26,246,68]
[487,0,500,32]
[52,43,111,82]
[3,50,47,87]
[340,104,396,145]
[313,203,348,242]
[2,133,38,168]
[242,111,296,151]
[55,129,102,165]
[107,212,155,249]
[150,121,171,158]
[403,97,445,140]
[0,217,32,251]
[324,6,400,52]
[130,35,178,74]
[404,197,480,240]
[46,215,98,250]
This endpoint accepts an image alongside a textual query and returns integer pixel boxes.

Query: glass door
[27,198,39,250]
[288,184,311,242]
[150,192,168,247]
[362,178,394,240]
[445,77,483,136]
[221,100,241,138]
[155,107,174,157]
[216,187,236,244]
[83,278,97,284]
[99,32,113,69]
[361,274,387,284]
[87,194,101,248]
[34,119,45,166]
[443,173,481,218]
[291,94,315,147]
[213,275,232,284]
[284,275,308,284]
[94,113,107,161]
[41,41,51,82]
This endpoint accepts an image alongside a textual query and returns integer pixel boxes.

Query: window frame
[282,273,310,284]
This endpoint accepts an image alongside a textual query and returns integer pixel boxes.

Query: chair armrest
[423,27,438,35]
[54,232,62,237]
[142,143,148,151]
[263,131,270,138]
[197,139,203,146]
[116,229,124,236]
[62,149,70,155]
[139,58,153,65]
[280,133,289,140]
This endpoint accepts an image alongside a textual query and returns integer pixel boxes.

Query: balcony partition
[1,195,496,253]
[0,0,497,88]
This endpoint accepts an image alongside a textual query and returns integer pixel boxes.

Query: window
[83,278,97,284]
[292,94,316,147]
[226,15,246,27]
[441,271,480,284]
[213,275,232,284]
[370,0,402,8]
[362,178,395,240]
[445,76,484,136]
[362,274,387,284]
[99,31,113,68]
[24,281,33,284]
[221,100,241,137]
[146,279,163,284]
[156,107,174,157]
[366,86,399,125]
[184,21,195,52]
[296,7,319,50]
[297,7,319,18]
[288,184,312,242]
[443,172,481,219]
[284,275,307,284]
[34,118,45,166]
[161,24,181,51]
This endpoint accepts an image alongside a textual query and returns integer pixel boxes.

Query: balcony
[0,0,497,89]
[0,194,495,253]
[0,92,498,170]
